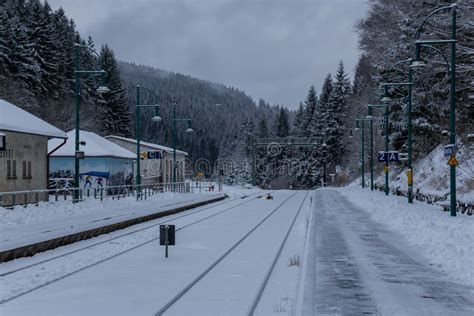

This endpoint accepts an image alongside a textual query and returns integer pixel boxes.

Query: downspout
[47,137,67,189]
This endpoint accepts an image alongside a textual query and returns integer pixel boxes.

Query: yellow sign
[140,151,148,160]
[407,169,413,185]
[384,165,390,172]
[447,156,458,167]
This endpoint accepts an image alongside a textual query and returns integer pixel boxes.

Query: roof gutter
[47,137,68,189]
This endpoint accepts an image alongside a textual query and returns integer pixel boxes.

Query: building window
[7,160,17,180]
[22,161,32,179]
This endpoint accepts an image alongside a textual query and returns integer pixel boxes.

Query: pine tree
[257,117,270,138]
[291,102,304,136]
[301,85,318,137]
[26,0,60,95]
[274,108,289,138]
[313,73,333,141]
[0,8,12,78]
[327,61,350,163]
[98,44,131,136]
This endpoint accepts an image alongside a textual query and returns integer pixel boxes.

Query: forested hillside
[345,0,473,185]
[0,0,282,169]
[284,0,473,188]
[1,0,472,188]
[118,62,281,166]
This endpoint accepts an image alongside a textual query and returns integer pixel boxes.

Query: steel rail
[155,191,300,316]
[247,190,310,315]
[0,192,267,304]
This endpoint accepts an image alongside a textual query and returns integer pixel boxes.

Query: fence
[0,182,192,208]
[373,183,473,215]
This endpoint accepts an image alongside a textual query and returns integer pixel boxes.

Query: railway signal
[160,225,176,258]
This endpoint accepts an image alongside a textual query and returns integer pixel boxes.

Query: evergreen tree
[291,102,304,136]
[98,44,131,136]
[27,0,59,95]
[301,85,318,137]
[327,61,350,163]
[257,117,270,138]
[274,108,289,138]
[313,73,333,141]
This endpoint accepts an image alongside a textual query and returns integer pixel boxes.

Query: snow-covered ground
[0,192,226,252]
[338,186,474,287]
[2,187,472,315]
[371,142,474,203]
[300,188,473,315]
[0,190,308,315]
[0,192,200,229]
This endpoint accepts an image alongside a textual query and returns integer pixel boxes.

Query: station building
[0,99,67,205]
[105,136,188,185]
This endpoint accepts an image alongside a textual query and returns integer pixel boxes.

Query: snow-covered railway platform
[0,193,227,262]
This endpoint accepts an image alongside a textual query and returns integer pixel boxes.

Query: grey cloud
[49,0,367,108]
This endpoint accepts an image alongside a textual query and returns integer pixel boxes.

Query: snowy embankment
[338,186,474,287]
[374,142,474,203]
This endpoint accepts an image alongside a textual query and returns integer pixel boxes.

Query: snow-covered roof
[0,99,67,139]
[105,135,188,156]
[49,130,136,159]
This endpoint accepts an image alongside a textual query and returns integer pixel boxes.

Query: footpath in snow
[339,186,474,287]
[300,187,474,315]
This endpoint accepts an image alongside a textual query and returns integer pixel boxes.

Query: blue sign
[444,144,455,157]
[148,151,163,159]
[378,151,399,162]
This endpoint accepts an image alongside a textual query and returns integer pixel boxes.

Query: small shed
[48,130,135,189]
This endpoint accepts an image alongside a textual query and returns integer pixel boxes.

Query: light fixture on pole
[411,2,458,216]
[74,44,109,203]
[135,85,161,199]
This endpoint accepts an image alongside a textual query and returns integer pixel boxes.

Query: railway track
[155,190,310,316]
[0,191,268,304]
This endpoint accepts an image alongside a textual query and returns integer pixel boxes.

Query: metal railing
[373,183,473,216]
[0,182,192,208]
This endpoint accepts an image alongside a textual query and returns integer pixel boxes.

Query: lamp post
[410,3,457,216]
[74,44,109,202]
[135,85,161,198]
[368,104,390,195]
[367,109,374,191]
[379,81,413,198]
[321,142,328,186]
[172,102,193,192]
[355,117,373,188]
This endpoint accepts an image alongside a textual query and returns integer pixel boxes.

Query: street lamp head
[410,59,427,69]
[322,143,327,148]
[380,95,392,104]
[185,128,194,134]
[96,85,110,94]
[151,115,162,122]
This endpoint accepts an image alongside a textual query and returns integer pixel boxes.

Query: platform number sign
[378,151,400,162]
[444,144,455,157]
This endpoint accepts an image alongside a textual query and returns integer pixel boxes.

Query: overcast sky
[48,0,368,109]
